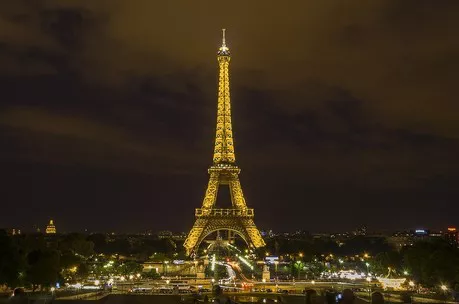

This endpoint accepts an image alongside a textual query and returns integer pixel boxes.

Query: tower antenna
[222,28,226,47]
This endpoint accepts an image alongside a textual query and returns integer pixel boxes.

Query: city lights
[0,23,455,304]
[236,254,254,269]
[378,278,406,290]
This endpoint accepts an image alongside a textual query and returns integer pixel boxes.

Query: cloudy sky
[0,1,458,233]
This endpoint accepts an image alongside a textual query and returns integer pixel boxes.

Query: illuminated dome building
[45,219,57,234]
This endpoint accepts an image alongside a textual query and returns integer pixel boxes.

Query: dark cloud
[0,0,458,233]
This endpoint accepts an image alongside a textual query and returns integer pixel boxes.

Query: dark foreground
[0,293,356,304]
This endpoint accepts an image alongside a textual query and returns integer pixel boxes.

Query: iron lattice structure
[184,30,266,256]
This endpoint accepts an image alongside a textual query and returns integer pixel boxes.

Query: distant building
[45,219,57,234]
[260,229,275,238]
[172,232,187,240]
[354,225,367,236]
[413,229,429,238]
[387,231,412,249]
[32,224,41,233]
[158,230,172,239]
[429,231,443,238]
[387,228,445,249]
[6,228,21,236]
[445,227,458,246]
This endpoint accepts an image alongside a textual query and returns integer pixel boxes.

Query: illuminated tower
[45,219,57,234]
[184,29,265,256]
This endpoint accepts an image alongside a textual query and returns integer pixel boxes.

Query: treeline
[264,235,459,288]
[0,230,181,289]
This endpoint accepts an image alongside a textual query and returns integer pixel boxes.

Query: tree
[0,231,24,287]
[403,240,459,287]
[372,251,402,276]
[339,236,392,256]
[119,261,143,276]
[26,249,60,291]
[87,234,108,253]
[293,260,305,279]
[76,263,89,279]
[59,233,94,257]
[305,259,325,279]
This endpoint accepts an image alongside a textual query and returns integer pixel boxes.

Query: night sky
[1,1,458,233]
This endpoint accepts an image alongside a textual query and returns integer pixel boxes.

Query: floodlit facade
[45,219,57,234]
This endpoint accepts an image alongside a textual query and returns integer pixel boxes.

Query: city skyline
[1,1,458,233]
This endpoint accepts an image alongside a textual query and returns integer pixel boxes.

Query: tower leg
[184,218,208,256]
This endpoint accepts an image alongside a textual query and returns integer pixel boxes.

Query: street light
[441,285,448,291]
[164,261,169,276]
[274,261,278,278]
[366,277,372,300]
[296,261,302,279]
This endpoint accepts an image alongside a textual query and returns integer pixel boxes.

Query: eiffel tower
[184,29,266,256]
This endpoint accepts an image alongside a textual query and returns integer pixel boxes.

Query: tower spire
[214,29,234,163]
[218,28,230,56]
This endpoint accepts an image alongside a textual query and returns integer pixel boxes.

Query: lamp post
[366,277,372,300]
[296,261,302,279]
[164,261,169,276]
[120,276,125,293]
[274,261,278,279]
